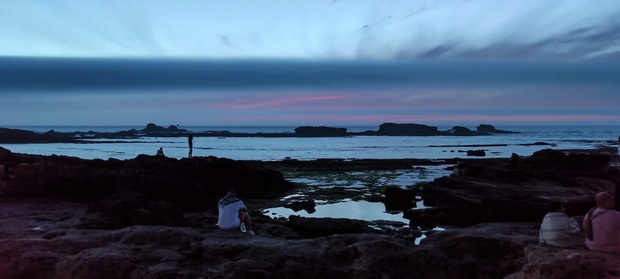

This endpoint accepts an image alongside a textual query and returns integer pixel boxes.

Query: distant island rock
[357,123,514,136]
[0,127,76,143]
[449,126,482,136]
[476,124,516,134]
[376,123,440,136]
[0,123,517,143]
[294,126,348,137]
[141,123,188,135]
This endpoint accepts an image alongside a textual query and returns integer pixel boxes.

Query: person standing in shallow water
[187,134,193,158]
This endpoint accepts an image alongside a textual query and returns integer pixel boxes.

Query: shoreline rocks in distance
[0,123,518,143]
[294,126,348,137]
[0,127,77,143]
[141,123,188,134]
[477,124,517,134]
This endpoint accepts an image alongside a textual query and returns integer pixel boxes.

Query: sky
[1,0,620,127]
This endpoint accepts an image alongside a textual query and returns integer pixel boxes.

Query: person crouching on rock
[156,147,165,157]
[539,201,580,247]
[583,192,620,253]
[217,187,254,235]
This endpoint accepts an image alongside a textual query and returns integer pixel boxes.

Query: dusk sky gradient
[1,0,620,126]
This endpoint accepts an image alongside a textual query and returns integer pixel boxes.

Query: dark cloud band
[1,57,619,92]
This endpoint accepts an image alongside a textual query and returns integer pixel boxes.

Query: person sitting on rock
[539,201,580,247]
[583,192,620,253]
[217,187,254,235]
[156,147,165,157]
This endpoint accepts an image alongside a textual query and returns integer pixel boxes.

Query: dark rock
[2,122,517,141]
[0,127,75,143]
[286,216,368,238]
[510,153,520,165]
[284,199,316,213]
[294,126,348,137]
[476,124,515,134]
[0,147,12,164]
[371,123,506,136]
[80,191,188,229]
[1,152,294,210]
[141,123,187,134]
[466,150,486,156]
[418,151,616,227]
[506,244,620,278]
[1,147,619,278]
[383,186,418,210]
[524,148,610,173]
[405,207,480,228]
[450,126,481,136]
[376,123,440,136]
[420,222,540,279]
[42,230,67,240]
[109,129,138,138]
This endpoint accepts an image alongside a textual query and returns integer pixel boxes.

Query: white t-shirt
[539,212,580,247]
[217,196,245,230]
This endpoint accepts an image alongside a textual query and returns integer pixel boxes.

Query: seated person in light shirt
[217,187,254,235]
[583,192,620,253]
[539,201,580,247]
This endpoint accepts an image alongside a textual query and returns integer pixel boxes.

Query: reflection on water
[264,200,407,222]
[269,166,449,223]
[264,198,429,223]
[265,199,443,246]
[415,227,445,245]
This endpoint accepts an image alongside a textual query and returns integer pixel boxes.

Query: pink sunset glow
[1,0,619,126]
[226,94,355,109]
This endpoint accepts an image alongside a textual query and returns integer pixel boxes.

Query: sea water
[2,125,618,225]
[2,125,618,161]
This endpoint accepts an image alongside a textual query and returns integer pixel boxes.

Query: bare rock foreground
[1,146,620,278]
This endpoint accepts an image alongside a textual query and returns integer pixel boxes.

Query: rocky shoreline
[0,122,516,143]
[1,146,619,278]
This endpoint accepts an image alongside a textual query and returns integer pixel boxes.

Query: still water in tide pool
[263,165,452,223]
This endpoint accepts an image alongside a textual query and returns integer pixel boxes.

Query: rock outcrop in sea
[294,126,348,137]
[0,123,517,143]
[477,124,516,134]
[0,127,76,143]
[140,123,188,135]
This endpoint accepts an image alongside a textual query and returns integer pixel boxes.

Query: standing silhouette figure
[188,134,194,158]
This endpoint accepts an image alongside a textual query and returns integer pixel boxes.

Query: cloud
[1,0,619,60]
[356,0,620,61]
[2,57,619,93]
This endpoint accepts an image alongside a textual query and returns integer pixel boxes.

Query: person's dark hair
[227,186,237,193]
[548,201,564,212]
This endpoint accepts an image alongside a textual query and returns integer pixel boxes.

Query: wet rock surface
[506,244,620,278]
[416,149,617,227]
[0,148,294,207]
[1,146,620,278]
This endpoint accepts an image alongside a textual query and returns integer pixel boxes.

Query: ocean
[1,125,619,227]
[2,125,618,161]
